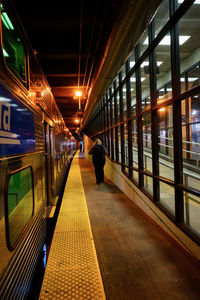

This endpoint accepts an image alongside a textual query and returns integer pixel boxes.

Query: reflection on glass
[7,167,33,248]
[122,84,127,121]
[154,0,169,37]
[116,92,120,123]
[132,119,138,182]
[107,99,111,127]
[160,181,175,215]
[181,64,200,93]
[140,28,149,56]
[110,84,114,95]
[144,175,153,195]
[141,61,150,111]
[111,96,115,126]
[156,33,171,104]
[114,126,118,162]
[105,130,109,153]
[179,3,200,92]
[142,113,152,173]
[184,191,200,237]
[124,123,129,173]
[133,171,138,183]
[130,73,136,116]
[112,128,115,160]
[109,100,112,127]
[181,96,200,189]
[105,101,108,129]
[158,105,174,180]
[1,4,26,84]
[115,75,119,88]
[121,65,126,81]
[118,126,121,163]
[132,119,138,168]
[101,104,104,131]
[129,50,135,70]
[108,130,111,157]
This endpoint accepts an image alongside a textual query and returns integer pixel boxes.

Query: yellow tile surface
[39,157,106,299]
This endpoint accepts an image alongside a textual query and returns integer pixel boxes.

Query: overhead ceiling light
[141,61,163,67]
[178,35,191,45]
[130,77,145,82]
[130,61,163,67]
[178,0,200,4]
[75,91,82,97]
[181,77,198,82]
[143,35,190,45]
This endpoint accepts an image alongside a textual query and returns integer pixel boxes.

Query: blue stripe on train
[0,83,36,156]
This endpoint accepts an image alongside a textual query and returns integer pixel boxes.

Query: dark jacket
[89,144,107,166]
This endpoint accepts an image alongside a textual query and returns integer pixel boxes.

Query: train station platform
[39,152,200,299]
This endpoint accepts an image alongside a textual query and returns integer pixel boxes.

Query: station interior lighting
[143,35,191,45]
[75,91,82,97]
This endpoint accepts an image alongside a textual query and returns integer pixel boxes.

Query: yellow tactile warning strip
[39,155,106,300]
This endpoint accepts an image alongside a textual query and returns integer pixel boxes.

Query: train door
[44,122,53,206]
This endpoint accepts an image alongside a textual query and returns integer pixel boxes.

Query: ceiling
[10,0,121,134]
[10,0,162,137]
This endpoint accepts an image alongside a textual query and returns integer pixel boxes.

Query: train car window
[1,4,27,86]
[6,166,34,249]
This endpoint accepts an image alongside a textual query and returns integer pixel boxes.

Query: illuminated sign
[0,83,36,156]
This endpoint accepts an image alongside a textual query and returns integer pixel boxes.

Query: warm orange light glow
[75,119,79,123]
[75,91,82,97]
[158,107,165,112]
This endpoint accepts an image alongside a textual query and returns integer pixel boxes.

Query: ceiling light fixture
[130,61,163,67]
[143,35,190,45]
[180,77,198,82]
[130,77,146,82]
[75,91,82,97]
[178,0,200,4]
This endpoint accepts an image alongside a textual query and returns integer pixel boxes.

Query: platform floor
[39,154,105,299]
[40,153,200,300]
[79,156,200,300]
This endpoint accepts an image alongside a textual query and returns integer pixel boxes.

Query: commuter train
[0,2,76,299]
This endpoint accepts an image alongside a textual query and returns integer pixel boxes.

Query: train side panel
[0,2,76,298]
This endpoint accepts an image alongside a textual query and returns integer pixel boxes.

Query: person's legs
[99,166,104,182]
[94,165,101,184]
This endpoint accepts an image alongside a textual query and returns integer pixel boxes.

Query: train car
[0,2,76,299]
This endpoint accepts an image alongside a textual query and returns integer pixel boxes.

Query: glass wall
[156,33,172,104]
[132,118,138,182]
[84,0,200,243]
[179,2,200,92]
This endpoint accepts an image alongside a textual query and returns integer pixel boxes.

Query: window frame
[5,165,34,250]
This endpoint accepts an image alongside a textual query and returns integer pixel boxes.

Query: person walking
[80,140,83,152]
[88,139,107,184]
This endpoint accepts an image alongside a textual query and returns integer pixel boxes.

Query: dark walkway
[79,157,200,300]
